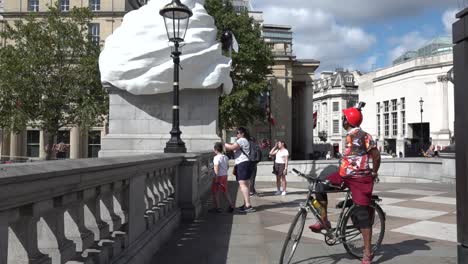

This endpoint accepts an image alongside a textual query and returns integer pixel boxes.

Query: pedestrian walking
[209,142,235,213]
[224,127,255,213]
[269,140,289,195]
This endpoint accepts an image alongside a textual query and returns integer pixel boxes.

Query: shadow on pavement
[151,182,239,264]
[290,238,433,264]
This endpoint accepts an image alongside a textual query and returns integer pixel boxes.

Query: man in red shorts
[309,102,381,264]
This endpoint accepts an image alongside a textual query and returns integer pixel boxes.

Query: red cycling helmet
[342,102,365,127]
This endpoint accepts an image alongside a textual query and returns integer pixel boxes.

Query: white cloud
[260,6,376,72]
[253,0,459,24]
[442,8,458,34]
[388,31,429,62]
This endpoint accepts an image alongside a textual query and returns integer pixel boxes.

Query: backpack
[240,141,262,163]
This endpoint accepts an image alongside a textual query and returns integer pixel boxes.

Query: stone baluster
[110,181,127,256]
[37,196,79,263]
[82,187,112,263]
[8,204,51,264]
[162,168,175,210]
[149,171,163,219]
[63,191,95,258]
[144,173,158,226]
[154,170,169,217]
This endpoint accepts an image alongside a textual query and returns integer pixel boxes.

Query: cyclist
[309,102,381,264]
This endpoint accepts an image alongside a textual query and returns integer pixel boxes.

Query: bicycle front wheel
[279,208,307,264]
[341,203,385,259]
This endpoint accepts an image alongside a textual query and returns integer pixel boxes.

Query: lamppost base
[164,140,187,153]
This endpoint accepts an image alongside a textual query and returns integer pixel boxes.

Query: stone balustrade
[0,152,213,264]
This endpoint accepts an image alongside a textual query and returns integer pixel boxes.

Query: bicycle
[279,169,386,264]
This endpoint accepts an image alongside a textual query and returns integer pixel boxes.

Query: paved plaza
[153,181,457,264]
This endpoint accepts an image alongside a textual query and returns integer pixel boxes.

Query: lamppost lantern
[419,98,424,112]
[159,0,193,43]
[160,0,193,153]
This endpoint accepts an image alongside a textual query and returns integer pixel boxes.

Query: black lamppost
[160,0,192,153]
[266,80,272,146]
[419,97,424,154]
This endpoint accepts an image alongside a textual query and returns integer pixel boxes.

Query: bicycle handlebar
[292,168,318,181]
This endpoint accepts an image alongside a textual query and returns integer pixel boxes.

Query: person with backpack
[224,127,255,213]
[249,137,262,196]
[269,140,289,195]
[209,142,235,213]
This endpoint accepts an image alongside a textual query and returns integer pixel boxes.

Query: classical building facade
[243,22,319,160]
[358,38,454,157]
[0,0,130,160]
[312,70,359,157]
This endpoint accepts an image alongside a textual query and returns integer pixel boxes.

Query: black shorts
[235,161,252,181]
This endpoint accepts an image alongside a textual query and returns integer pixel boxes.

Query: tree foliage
[0,3,107,159]
[204,0,273,130]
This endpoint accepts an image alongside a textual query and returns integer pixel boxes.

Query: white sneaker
[275,190,282,195]
[281,191,287,196]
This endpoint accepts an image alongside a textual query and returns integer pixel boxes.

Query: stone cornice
[373,61,453,82]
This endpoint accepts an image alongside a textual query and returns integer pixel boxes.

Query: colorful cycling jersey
[339,127,377,177]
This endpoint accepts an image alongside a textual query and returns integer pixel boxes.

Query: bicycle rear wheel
[279,208,307,264]
[341,203,385,259]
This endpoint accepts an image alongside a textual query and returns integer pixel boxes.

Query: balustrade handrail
[0,154,185,211]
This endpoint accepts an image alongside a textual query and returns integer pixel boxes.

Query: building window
[333,102,339,112]
[26,130,40,157]
[392,112,398,136]
[89,0,100,11]
[28,0,39,12]
[377,115,380,137]
[89,23,100,44]
[384,114,389,137]
[376,102,380,114]
[401,111,406,136]
[384,101,389,112]
[88,131,101,158]
[61,0,70,11]
[401,97,405,110]
[333,120,339,134]
[391,99,397,111]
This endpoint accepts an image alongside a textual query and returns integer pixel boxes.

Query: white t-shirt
[213,154,229,176]
[234,138,250,165]
[275,149,289,164]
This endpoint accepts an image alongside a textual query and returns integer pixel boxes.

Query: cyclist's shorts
[211,176,228,193]
[327,172,374,206]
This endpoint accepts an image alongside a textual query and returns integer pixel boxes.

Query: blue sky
[252,0,463,73]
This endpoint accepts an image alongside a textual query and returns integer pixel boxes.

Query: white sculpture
[99,0,233,95]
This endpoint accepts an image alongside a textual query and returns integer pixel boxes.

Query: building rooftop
[263,24,292,30]
[393,36,453,65]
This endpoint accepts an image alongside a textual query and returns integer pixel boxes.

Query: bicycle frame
[298,174,355,245]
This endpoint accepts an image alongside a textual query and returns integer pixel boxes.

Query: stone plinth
[100,84,221,157]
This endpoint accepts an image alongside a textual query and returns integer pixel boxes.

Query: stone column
[438,75,450,132]
[70,126,81,159]
[453,7,468,263]
[39,130,47,159]
[0,131,10,160]
[9,131,21,160]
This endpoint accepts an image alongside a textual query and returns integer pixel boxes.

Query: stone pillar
[99,84,222,157]
[70,126,81,159]
[452,7,468,263]
[438,75,450,132]
[0,131,10,160]
[9,131,22,160]
[39,130,47,159]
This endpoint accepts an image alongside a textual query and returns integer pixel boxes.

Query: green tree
[204,0,273,130]
[0,3,107,159]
